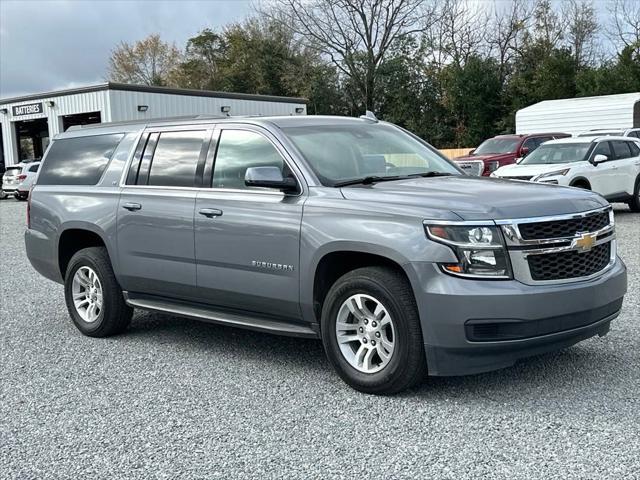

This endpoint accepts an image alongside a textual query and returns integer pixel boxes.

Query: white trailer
[515,92,640,136]
[0,83,307,166]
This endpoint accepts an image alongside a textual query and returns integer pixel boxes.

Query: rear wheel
[321,266,427,395]
[64,247,132,337]
[628,177,640,212]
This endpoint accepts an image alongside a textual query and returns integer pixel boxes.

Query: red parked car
[454,133,570,176]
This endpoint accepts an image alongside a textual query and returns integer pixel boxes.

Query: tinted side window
[522,138,538,151]
[627,141,640,157]
[38,134,123,185]
[611,140,632,160]
[146,131,206,187]
[212,130,285,190]
[29,164,39,173]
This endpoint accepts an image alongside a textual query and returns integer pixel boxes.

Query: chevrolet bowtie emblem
[573,232,597,253]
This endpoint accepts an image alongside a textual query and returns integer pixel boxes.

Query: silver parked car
[25,114,628,394]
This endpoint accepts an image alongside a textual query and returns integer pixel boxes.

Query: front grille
[455,160,484,176]
[519,211,610,240]
[528,242,611,281]
[505,176,533,181]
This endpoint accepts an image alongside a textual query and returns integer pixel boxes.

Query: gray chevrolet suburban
[25,115,628,394]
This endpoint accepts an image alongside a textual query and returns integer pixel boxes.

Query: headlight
[533,168,570,181]
[485,161,500,174]
[425,224,512,279]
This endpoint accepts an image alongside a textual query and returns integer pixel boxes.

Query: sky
[0,0,254,99]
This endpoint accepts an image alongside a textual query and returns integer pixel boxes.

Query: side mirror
[592,154,608,165]
[245,166,297,192]
[520,146,530,157]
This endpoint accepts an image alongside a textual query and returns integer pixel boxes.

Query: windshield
[521,143,591,165]
[281,123,460,186]
[474,137,519,155]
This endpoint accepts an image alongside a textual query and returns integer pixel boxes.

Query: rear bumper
[407,257,627,376]
[25,228,63,284]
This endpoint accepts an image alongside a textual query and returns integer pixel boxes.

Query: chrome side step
[123,292,318,339]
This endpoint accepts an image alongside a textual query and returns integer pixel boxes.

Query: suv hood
[340,176,607,221]
[494,163,572,177]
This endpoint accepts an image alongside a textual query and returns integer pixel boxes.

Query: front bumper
[407,257,627,376]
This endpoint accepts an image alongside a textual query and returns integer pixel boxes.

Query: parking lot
[0,199,638,479]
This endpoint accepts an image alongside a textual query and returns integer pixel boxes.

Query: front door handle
[122,202,142,211]
[199,208,223,218]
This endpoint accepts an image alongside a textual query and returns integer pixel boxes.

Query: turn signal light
[443,265,464,273]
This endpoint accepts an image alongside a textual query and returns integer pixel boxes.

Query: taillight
[17,174,27,181]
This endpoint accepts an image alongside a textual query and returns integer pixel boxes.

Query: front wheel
[321,266,427,395]
[64,247,132,337]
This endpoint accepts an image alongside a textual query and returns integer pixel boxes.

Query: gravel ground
[1,199,639,480]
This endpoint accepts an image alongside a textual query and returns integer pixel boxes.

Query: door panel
[589,141,617,196]
[117,188,198,298]
[116,127,210,298]
[195,190,304,319]
[610,141,638,196]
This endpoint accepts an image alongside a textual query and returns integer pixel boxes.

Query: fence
[439,148,473,159]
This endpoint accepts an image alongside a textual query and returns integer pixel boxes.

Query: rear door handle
[199,208,223,218]
[122,202,142,211]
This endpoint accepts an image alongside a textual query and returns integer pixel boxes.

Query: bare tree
[486,0,533,82]
[426,0,486,68]
[108,34,182,86]
[261,0,437,109]
[607,0,640,49]
[562,0,599,67]
[531,0,564,52]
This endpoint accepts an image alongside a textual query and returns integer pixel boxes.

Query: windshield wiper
[408,171,454,178]
[334,175,403,187]
[334,172,454,187]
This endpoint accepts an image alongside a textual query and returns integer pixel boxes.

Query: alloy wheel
[71,266,103,323]
[335,294,395,373]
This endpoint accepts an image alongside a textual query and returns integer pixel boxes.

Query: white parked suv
[492,136,640,212]
[0,161,40,200]
[577,128,640,139]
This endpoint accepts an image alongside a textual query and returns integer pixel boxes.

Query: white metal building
[515,92,640,136]
[0,83,307,166]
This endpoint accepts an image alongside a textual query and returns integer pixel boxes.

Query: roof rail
[65,114,268,131]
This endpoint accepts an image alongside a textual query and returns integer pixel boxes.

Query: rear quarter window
[37,133,124,185]
[4,166,22,176]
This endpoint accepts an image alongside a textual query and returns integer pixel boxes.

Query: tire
[321,266,427,395]
[571,181,590,190]
[0,191,7,200]
[64,246,132,337]
[628,177,640,212]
